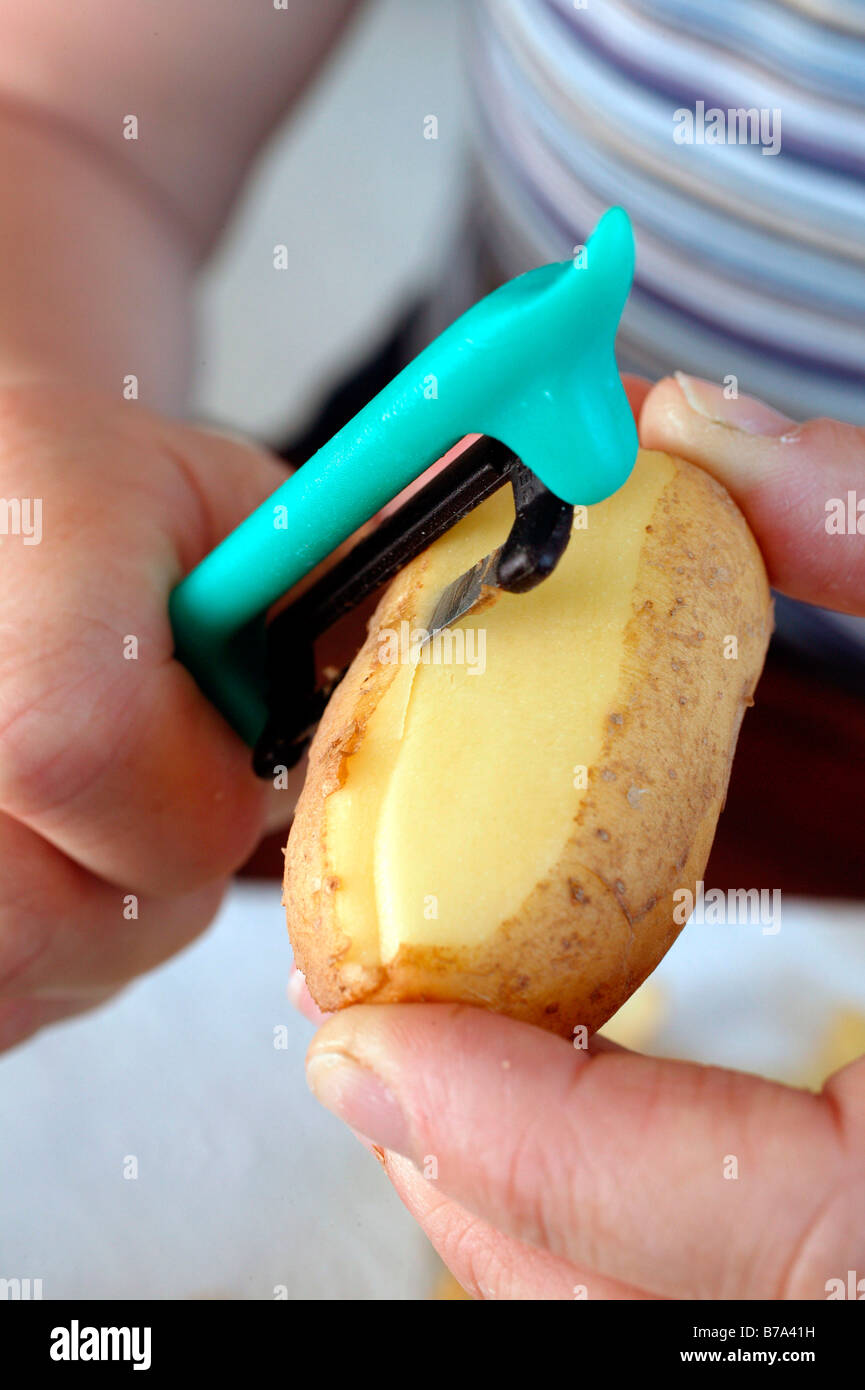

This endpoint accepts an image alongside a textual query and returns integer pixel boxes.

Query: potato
[284,449,772,1037]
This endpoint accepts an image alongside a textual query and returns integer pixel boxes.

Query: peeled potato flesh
[284,449,772,1036]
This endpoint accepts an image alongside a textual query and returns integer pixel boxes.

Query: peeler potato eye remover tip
[169,206,638,771]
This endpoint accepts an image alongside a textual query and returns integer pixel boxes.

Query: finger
[0,992,119,1056]
[287,966,327,1024]
[639,373,865,615]
[0,810,225,1049]
[384,1152,657,1301]
[306,1003,865,1299]
[0,387,288,894]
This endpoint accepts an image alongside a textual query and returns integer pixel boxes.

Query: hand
[299,375,865,1299]
[0,383,293,1051]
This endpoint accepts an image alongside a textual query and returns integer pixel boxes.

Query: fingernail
[306,1049,411,1155]
[287,967,326,1023]
[674,372,795,437]
[286,967,306,1008]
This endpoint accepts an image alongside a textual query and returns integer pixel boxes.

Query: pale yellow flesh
[325,451,676,967]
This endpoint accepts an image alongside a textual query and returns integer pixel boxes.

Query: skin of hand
[299,374,865,1300]
[0,383,301,1051]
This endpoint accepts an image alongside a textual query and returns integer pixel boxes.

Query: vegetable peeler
[170,207,638,777]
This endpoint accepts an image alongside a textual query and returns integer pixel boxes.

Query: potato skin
[284,452,772,1037]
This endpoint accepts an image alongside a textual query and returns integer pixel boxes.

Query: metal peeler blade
[421,460,574,644]
[425,550,503,640]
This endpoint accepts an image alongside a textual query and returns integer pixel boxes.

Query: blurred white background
[193,0,467,440]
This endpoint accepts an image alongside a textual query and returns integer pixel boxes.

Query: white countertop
[1,882,863,1300]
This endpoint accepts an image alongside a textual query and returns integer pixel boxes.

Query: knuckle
[0,642,127,820]
[436,1215,513,1302]
[499,1116,561,1251]
[799,416,865,460]
[779,1172,865,1299]
[780,1070,865,1298]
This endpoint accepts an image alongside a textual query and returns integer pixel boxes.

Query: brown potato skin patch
[284,453,772,1037]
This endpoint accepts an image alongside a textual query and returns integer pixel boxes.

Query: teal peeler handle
[170,206,638,746]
